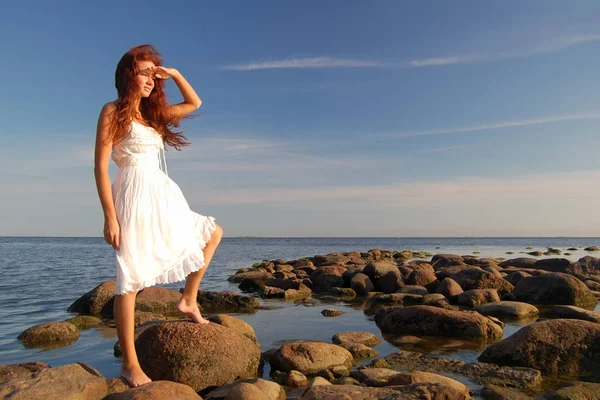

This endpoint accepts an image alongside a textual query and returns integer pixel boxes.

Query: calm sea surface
[1,236,599,387]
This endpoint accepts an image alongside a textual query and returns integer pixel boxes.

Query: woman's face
[135,60,156,98]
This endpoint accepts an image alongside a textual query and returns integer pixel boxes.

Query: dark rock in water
[375,305,503,340]
[585,246,600,251]
[136,321,261,392]
[328,287,356,299]
[136,287,181,316]
[18,321,80,349]
[375,270,404,293]
[371,293,424,306]
[475,301,539,320]
[270,341,353,375]
[195,290,259,313]
[431,254,465,269]
[527,251,543,256]
[407,270,439,292]
[532,258,572,273]
[104,381,201,399]
[204,377,285,399]
[342,267,363,287]
[67,280,116,317]
[513,273,597,307]
[458,289,500,307]
[363,261,401,282]
[478,319,600,381]
[230,270,273,284]
[310,265,346,293]
[0,363,107,400]
[543,381,600,400]
[571,256,600,277]
[350,272,375,296]
[321,309,345,317]
[436,278,463,302]
[337,343,379,359]
[64,315,103,330]
[398,285,429,296]
[541,305,600,323]
[504,271,532,286]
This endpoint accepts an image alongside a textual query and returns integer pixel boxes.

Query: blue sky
[2,1,600,237]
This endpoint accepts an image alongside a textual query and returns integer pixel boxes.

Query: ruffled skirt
[112,165,216,295]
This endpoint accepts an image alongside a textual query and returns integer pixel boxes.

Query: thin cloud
[220,57,389,71]
[381,111,600,139]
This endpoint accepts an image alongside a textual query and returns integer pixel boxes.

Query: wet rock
[0,362,107,400]
[64,315,103,330]
[270,341,353,375]
[478,319,600,381]
[321,309,345,317]
[18,321,79,348]
[458,289,500,307]
[204,377,285,400]
[350,273,375,296]
[475,301,539,320]
[513,273,597,307]
[332,331,381,347]
[104,381,201,399]
[67,280,116,317]
[375,305,503,340]
[135,321,261,392]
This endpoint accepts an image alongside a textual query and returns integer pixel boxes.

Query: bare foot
[120,364,151,388]
[176,298,210,324]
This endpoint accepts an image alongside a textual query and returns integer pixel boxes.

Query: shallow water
[1,236,599,392]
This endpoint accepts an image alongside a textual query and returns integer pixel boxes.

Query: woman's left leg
[177,223,223,323]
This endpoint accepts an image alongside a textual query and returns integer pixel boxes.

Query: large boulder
[207,314,259,344]
[457,289,500,308]
[136,287,181,316]
[375,270,404,294]
[18,321,79,349]
[135,321,261,392]
[67,280,116,317]
[571,256,600,277]
[0,363,107,400]
[499,258,537,269]
[104,381,201,399]
[450,269,513,293]
[513,273,598,307]
[350,273,375,296]
[0,362,49,385]
[431,254,465,269]
[436,278,463,302]
[310,265,346,293]
[532,258,572,273]
[541,305,600,323]
[270,342,353,375]
[375,305,503,340]
[478,319,600,381]
[196,290,259,313]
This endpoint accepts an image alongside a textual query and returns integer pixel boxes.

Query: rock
[310,265,346,293]
[67,280,116,317]
[571,256,600,277]
[371,293,424,306]
[478,319,600,381]
[350,367,398,383]
[407,270,439,292]
[585,280,600,291]
[306,376,331,390]
[332,331,381,347]
[475,301,539,320]
[135,321,261,392]
[204,378,285,400]
[135,287,181,316]
[338,343,379,358]
[431,254,465,269]
[64,315,103,330]
[270,341,353,375]
[387,371,470,398]
[328,287,356,299]
[207,314,259,343]
[436,278,463,302]
[18,321,80,348]
[271,370,308,388]
[230,270,273,284]
[435,265,478,281]
[503,271,531,286]
[106,377,130,395]
[260,286,285,298]
[133,311,166,328]
[331,376,360,385]
[585,246,600,251]
[104,381,201,399]
[363,261,401,281]
[451,269,514,294]
[543,381,600,400]
[196,290,259,313]
[527,251,543,256]
[311,253,350,267]
[0,363,107,400]
[302,382,470,400]
[375,305,503,340]
[0,362,49,385]
[458,289,500,307]
[114,321,162,358]
[499,258,538,269]
[542,305,600,323]
[480,385,532,400]
[398,285,429,296]
[513,273,597,307]
[350,273,375,296]
[375,270,404,294]
[321,309,345,317]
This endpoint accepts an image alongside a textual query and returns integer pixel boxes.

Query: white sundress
[111,120,216,295]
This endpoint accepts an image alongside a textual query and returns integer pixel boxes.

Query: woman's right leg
[114,291,151,387]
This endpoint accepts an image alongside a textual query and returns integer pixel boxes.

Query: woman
[93,44,223,387]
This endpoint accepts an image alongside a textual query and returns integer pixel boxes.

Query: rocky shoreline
[2,248,600,399]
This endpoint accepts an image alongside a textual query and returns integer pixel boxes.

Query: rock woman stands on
[93,44,223,387]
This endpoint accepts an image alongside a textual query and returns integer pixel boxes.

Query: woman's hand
[104,217,121,250]
[151,66,179,80]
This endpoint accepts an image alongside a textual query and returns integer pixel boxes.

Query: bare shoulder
[100,101,117,117]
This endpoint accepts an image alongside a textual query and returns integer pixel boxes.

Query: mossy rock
[64,315,103,330]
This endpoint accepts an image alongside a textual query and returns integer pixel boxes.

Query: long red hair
[110,44,190,150]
